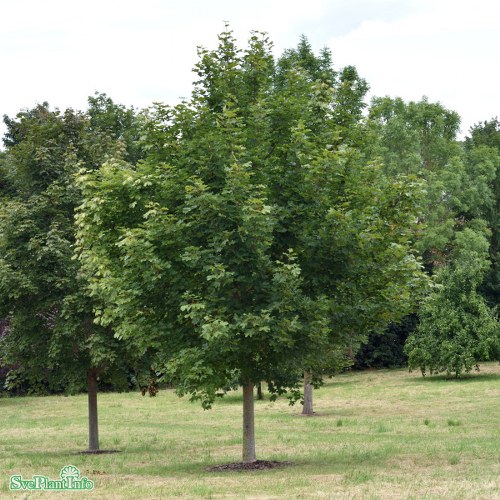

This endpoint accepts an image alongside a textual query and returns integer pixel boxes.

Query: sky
[1,0,499,142]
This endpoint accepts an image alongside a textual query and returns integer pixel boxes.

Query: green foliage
[367,97,466,265]
[465,119,500,307]
[0,96,146,394]
[466,118,500,151]
[76,149,330,409]
[367,98,499,373]
[405,228,500,377]
[76,28,427,409]
[354,315,418,369]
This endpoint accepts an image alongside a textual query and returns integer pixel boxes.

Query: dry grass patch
[1,363,499,498]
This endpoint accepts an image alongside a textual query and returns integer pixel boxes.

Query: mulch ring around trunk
[206,460,292,472]
[76,450,122,455]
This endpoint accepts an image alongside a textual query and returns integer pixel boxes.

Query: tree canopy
[75,28,427,462]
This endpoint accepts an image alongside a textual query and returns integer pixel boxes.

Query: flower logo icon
[60,465,80,480]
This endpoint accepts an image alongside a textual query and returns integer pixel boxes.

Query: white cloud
[1,0,498,141]
[328,0,500,135]
[0,0,330,120]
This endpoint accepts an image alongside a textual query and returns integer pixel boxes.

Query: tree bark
[302,370,314,415]
[87,368,99,451]
[257,382,263,400]
[242,383,256,463]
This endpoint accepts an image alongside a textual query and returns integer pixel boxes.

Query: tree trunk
[302,370,314,415]
[242,383,256,463]
[257,382,263,400]
[87,368,99,451]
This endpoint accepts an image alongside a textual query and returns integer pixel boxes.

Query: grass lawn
[1,363,499,499]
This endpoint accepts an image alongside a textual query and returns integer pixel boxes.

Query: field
[1,364,499,499]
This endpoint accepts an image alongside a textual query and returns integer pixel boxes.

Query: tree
[76,139,331,464]
[0,97,145,451]
[363,97,498,368]
[76,28,426,462]
[369,98,500,372]
[405,227,500,377]
[465,119,500,309]
[367,97,464,266]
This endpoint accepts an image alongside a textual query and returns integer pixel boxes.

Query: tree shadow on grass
[322,377,357,388]
[296,447,392,470]
[7,449,80,461]
[0,396,34,406]
[297,408,357,418]
[215,393,243,405]
[206,460,292,472]
[407,372,500,383]
[76,449,121,455]
[217,393,292,405]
